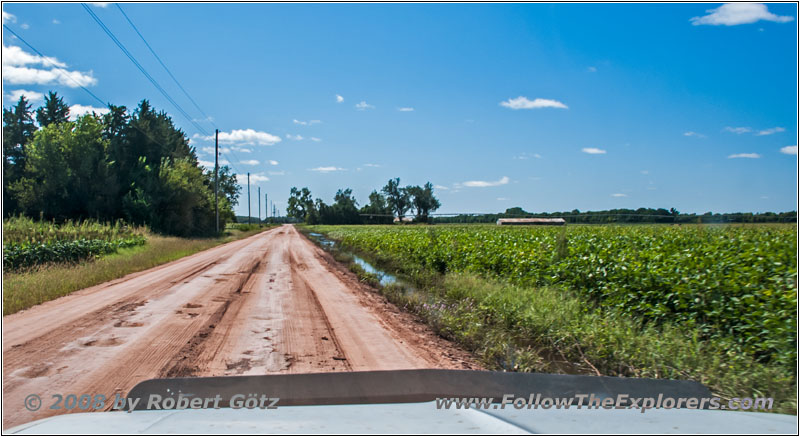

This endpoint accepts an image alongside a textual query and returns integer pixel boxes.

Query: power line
[114,4,216,132]
[81,4,210,137]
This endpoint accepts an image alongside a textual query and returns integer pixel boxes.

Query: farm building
[497,218,566,226]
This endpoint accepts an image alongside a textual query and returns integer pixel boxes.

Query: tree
[330,188,361,224]
[35,91,70,127]
[3,95,37,215]
[360,190,393,224]
[382,178,411,221]
[287,187,315,222]
[408,182,440,222]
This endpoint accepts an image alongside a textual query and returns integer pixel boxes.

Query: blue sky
[2,3,797,216]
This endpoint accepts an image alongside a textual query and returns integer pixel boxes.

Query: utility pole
[265,193,268,222]
[247,172,251,225]
[257,186,261,226]
[214,129,219,233]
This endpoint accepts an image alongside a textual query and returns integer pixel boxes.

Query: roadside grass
[300,227,797,414]
[3,225,275,315]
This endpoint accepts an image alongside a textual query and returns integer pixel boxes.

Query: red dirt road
[2,225,478,429]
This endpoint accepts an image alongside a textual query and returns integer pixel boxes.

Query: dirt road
[2,225,478,429]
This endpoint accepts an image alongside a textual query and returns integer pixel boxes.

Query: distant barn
[496,218,566,226]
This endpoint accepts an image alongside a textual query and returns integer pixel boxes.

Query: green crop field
[3,216,147,271]
[305,223,798,411]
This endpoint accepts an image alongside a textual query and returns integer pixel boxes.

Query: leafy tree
[35,91,70,127]
[360,190,393,224]
[408,182,440,222]
[287,187,315,222]
[3,95,37,215]
[382,178,411,221]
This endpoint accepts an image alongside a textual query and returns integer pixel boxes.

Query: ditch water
[307,232,398,286]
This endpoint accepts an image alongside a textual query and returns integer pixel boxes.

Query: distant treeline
[3,92,240,236]
[433,207,798,224]
[287,178,441,225]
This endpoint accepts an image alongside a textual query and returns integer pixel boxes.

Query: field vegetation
[304,223,797,412]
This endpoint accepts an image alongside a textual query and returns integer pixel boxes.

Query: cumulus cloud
[310,137,321,142]
[232,146,251,153]
[581,147,607,155]
[434,185,449,190]
[611,193,628,197]
[286,134,303,141]
[459,176,510,188]
[240,159,260,166]
[198,160,214,169]
[514,152,542,160]
[3,11,16,24]
[500,96,568,110]
[728,153,761,159]
[336,94,344,103]
[691,3,794,26]
[355,101,374,110]
[90,3,111,8]
[780,145,797,155]
[293,119,320,126]
[723,126,752,134]
[363,163,381,168]
[310,166,346,173]
[52,19,60,24]
[69,104,110,120]
[195,129,281,146]
[683,131,706,138]
[587,66,597,73]
[397,107,414,112]
[756,127,785,136]
[2,45,97,88]
[236,173,269,184]
[4,89,43,104]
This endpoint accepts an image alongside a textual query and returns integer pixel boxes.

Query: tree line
[286,178,441,224]
[433,207,797,224]
[3,92,240,236]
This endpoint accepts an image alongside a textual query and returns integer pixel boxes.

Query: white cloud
[363,163,381,167]
[4,89,43,104]
[728,153,761,159]
[69,104,110,120]
[581,147,607,155]
[236,173,269,184]
[52,19,60,25]
[640,170,650,175]
[3,11,16,24]
[310,137,321,142]
[611,193,628,197]
[286,134,303,141]
[20,23,29,29]
[90,3,111,8]
[3,45,67,68]
[587,66,597,73]
[198,160,214,169]
[514,152,542,160]
[683,131,706,138]
[691,3,794,26]
[336,94,344,103]
[240,159,260,166]
[200,145,232,155]
[460,176,510,188]
[268,160,278,165]
[268,170,285,176]
[397,107,414,112]
[195,129,281,146]
[756,127,785,136]
[232,146,251,153]
[2,45,97,88]
[780,145,797,155]
[500,96,568,110]
[310,166,346,173]
[293,119,320,126]
[355,101,375,110]
[433,185,449,190]
[723,126,752,134]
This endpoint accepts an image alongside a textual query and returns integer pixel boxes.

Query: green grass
[3,224,275,315]
[301,224,797,414]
